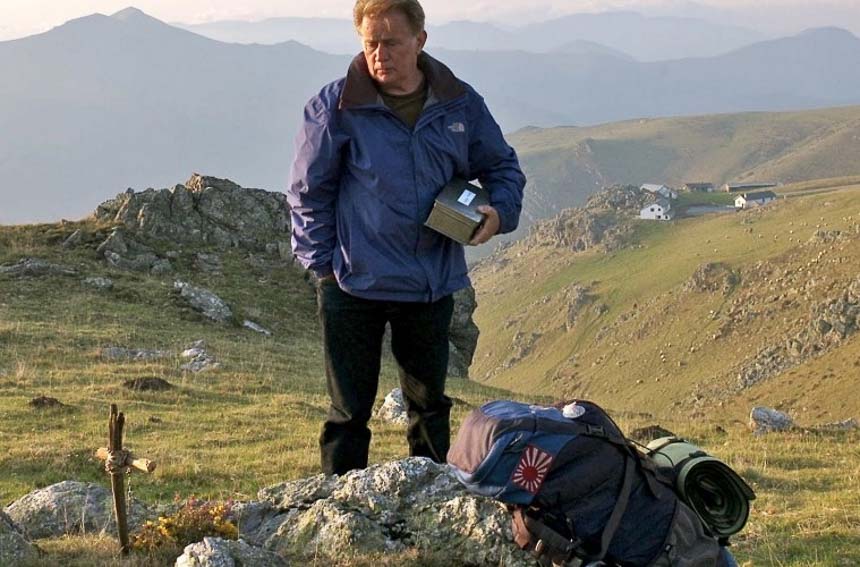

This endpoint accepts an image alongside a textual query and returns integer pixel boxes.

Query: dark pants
[316,281,455,475]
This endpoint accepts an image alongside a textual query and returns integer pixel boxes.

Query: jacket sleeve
[467,93,525,235]
[287,97,347,277]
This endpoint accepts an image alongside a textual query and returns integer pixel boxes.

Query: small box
[425,178,490,244]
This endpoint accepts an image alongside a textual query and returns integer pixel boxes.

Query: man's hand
[469,205,500,246]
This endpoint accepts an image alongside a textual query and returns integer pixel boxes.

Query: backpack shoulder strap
[595,453,636,560]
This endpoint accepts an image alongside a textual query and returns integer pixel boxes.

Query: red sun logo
[511,445,553,494]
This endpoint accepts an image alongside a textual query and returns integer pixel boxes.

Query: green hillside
[501,106,860,256]
[471,179,860,423]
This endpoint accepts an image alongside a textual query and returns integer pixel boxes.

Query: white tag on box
[457,189,476,206]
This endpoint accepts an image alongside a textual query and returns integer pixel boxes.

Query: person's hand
[469,205,500,245]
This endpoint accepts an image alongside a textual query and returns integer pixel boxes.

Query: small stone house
[640,183,678,200]
[722,182,777,193]
[735,191,777,209]
[640,197,675,221]
[683,182,714,193]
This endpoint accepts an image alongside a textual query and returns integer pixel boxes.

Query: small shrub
[131,497,238,551]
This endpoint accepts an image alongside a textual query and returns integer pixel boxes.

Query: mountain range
[178,11,764,62]
[2,7,860,225]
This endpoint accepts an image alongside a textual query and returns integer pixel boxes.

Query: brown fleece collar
[339,52,465,109]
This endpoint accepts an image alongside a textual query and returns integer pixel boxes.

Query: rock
[564,284,592,331]
[4,481,150,539]
[242,320,272,336]
[180,340,220,372]
[99,346,172,361]
[122,377,173,391]
[194,253,223,274]
[181,340,207,359]
[627,425,676,443]
[82,277,114,291]
[684,262,739,294]
[375,388,409,425]
[175,537,287,567]
[0,510,40,564]
[94,174,290,252]
[104,250,160,272]
[248,458,532,566]
[28,396,65,409]
[62,229,83,249]
[182,354,220,373]
[151,259,174,275]
[0,258,77,278]
[174,281,233,323]
[749,407,795,434]
[812,418,859,432]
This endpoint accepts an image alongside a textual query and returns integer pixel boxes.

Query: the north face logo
[447,122,465,133]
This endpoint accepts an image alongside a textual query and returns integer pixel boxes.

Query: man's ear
[417,30,427,52]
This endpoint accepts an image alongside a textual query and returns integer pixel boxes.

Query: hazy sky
[1,0,859,40]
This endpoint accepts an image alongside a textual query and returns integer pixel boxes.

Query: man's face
[359,10,427,94]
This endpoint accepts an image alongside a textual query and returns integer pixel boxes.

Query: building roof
[641,183,668,193]
[738,191,777,201]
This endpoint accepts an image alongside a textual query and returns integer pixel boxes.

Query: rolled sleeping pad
[646,436,756,539]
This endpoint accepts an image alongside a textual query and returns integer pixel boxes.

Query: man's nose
[375,44,388,61]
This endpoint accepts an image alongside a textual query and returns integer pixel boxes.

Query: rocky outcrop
[4,460,532,565]
[0,258,77,278]
[684,262,739,294]
[241,458,532,566]
[527,185,647,252]
[0,510,39,564]
[94,174,290,252]
[564,284,593,331]
[736,276,860,389]
[4,481,150,539]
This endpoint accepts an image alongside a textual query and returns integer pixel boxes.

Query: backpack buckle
[585,425,606,437]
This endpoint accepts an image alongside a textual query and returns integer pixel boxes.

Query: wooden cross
[95,404,156,555]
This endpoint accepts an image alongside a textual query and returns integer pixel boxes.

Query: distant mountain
[0,8,345,224]
[2,8,860,225]
[179,11,764,61]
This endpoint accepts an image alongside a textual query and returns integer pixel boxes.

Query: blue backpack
[448,400,748,566]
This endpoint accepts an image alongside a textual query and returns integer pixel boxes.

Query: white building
[640,183,678,200]
[735,191,777,209]
[640,198,675,221]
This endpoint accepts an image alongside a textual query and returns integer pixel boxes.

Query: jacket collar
[339,51,465,110]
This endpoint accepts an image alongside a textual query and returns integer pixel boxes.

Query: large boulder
[4,481,150,539]
[94,174,290,251]
[0,510,40,564]
[243,458,533,565]
[749,407,794,435]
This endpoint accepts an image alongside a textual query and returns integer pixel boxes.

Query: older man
[288,0,525,475]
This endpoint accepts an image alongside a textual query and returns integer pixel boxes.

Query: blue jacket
[288,53,525,302]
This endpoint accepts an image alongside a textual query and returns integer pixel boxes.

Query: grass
[1,211,859,565]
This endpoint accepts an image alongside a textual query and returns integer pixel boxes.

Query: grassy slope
[471,181,860,422]
[0,212,858,565]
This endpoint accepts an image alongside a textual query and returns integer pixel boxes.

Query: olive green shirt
[380,80,428,129]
